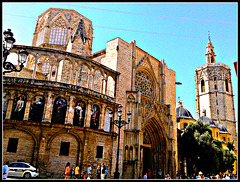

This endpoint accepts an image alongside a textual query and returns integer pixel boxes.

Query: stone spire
[205,32,216,64]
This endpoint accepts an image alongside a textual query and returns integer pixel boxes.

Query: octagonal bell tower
[195,35,237,145]
[32,8,93,56]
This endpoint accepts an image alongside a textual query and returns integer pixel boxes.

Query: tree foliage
[180,120,237,176]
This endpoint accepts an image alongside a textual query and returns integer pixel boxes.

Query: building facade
[3,8,177,179]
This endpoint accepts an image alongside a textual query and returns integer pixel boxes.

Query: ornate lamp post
[109,105,131,179]
[2,29,29,75]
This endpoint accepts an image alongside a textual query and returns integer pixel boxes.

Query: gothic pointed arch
[49,12,70,28]
[141,116,169,174]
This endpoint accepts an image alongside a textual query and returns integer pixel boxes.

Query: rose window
[135,71,154,98]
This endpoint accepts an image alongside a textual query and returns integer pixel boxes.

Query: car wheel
[24,172,31,179]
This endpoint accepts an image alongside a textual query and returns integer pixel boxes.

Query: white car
[8,162,39,179]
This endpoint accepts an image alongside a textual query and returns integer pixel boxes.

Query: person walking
[3,161,10,179]
[80,171,86,179]
[147,169,152,179]
[143,173,148,179]
[90,170,94,179]
[176,171,180,179]
[64,162,71,179]
[158,169,162,179]
[75,164,80,179]
[70,165,75,179]
[167,174,171,179]
[95,165,101,179]
[87,169,93,179]
[105,168,108,179]
[101,163,106,179]
[87,164,92,176]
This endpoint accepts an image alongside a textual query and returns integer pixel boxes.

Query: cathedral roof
[216,123,230,134]
[176,102,194,120]
[198,116,230,134]
[198,116,217,127]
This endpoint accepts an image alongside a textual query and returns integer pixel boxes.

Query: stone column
[32,54,40,80]
[66,95,75,125]
[84,100,92,128]
[55,62,59,82]
[130,40,136,91]
[69,64,74,84]
[101,78,105,94]
[49,65,53,81]
[99,104,106,130]
[43,92,54,122]
[105,78,108,95]
[88,71,94,89]
[23,98,32,121]
[5,98,14,120]
[91,73,95,90]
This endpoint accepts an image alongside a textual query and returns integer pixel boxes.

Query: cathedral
[3,8,177,179]
[3,8,237,179]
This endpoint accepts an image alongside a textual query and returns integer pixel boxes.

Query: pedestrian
[90,170,94,179]
[199,172,204,179]
[158,169,162,179]
[80,171,86,179]
[152,172,156,179]
[95,165,101,179]
[225,174,230,179]
[231,174,235,179]
[70,165,75,179]
[64,162,71,179]
[3,161,10,179]
[88,169,93,179]
[75,164,80,179]
[147,169,152,179]
[167,174,171,179]
[176,171,180,179]
[101,163,106,179]
[87,164,92,175]
[105,168,108,179]
[143,173,148,179]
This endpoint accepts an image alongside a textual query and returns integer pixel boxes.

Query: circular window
[135,71,154,98]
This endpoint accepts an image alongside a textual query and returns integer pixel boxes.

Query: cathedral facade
[3,8,177,179]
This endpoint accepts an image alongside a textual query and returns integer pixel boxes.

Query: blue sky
[2,2,238,120]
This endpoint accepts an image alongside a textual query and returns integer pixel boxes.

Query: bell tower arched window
[201,80,205,92]
[214,77,218,90]
[211,56,214,63]
[225,79,229,92]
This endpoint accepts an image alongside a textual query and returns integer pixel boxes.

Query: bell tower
[195,34,237,145]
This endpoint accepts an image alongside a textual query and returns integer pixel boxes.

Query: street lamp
[109,105,131,179]
[2,29,29,75]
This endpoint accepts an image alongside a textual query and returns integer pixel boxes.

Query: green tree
[180,120,237,176]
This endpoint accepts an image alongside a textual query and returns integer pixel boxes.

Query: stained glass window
[135,71,154,98]
[49,17,67,45]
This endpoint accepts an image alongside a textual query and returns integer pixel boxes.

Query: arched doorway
[141,117,168,179]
